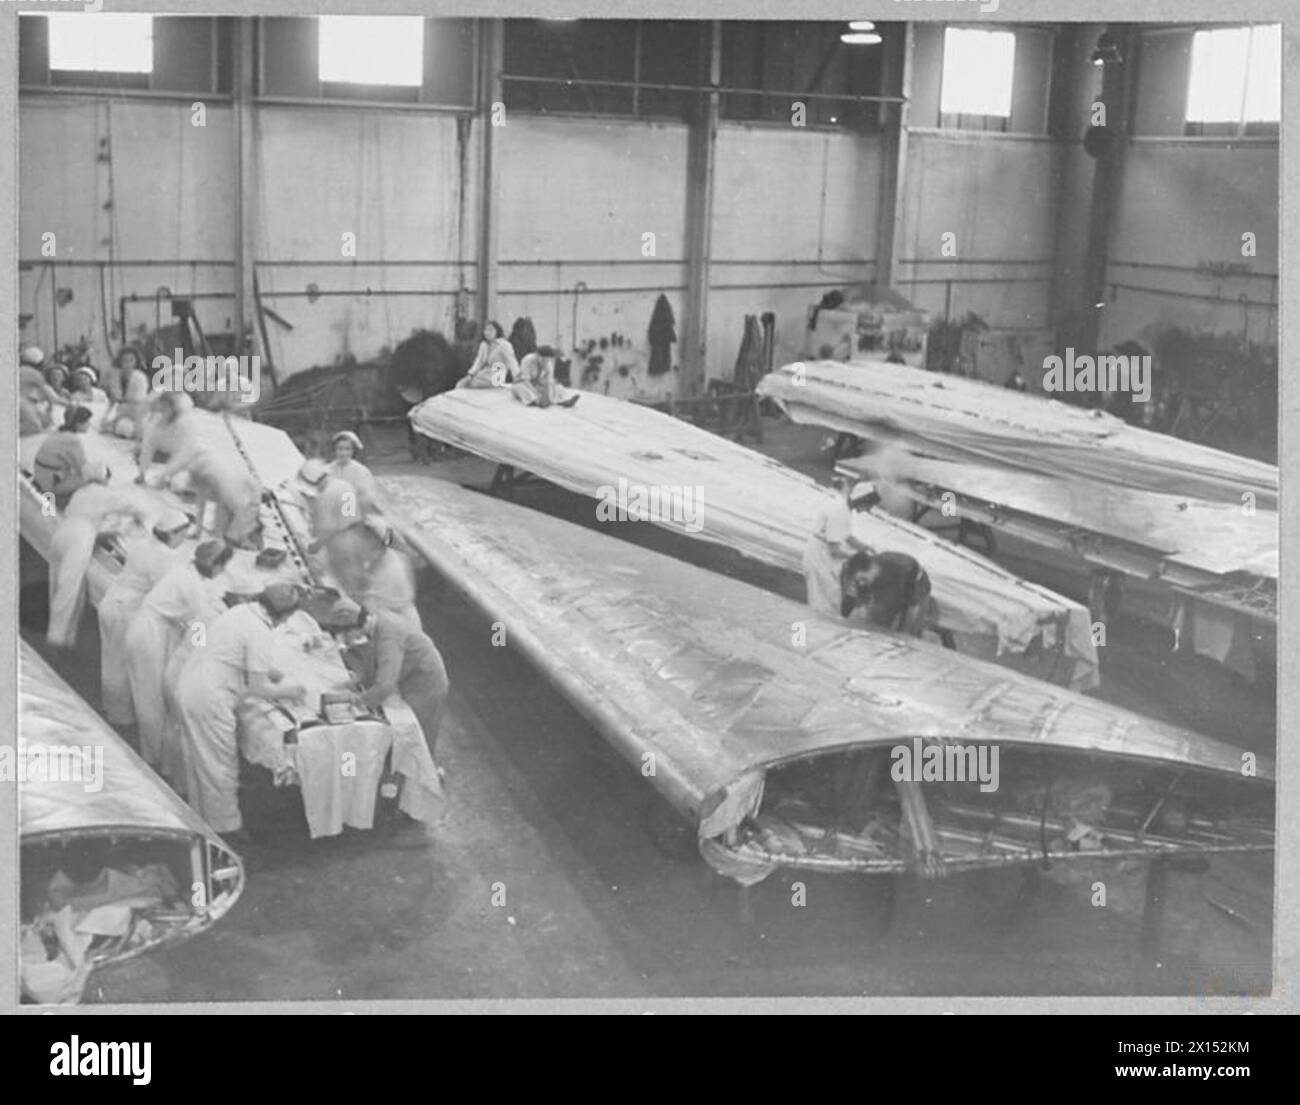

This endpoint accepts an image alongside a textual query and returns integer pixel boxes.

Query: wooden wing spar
[408,388,1099,690]
[385,476,1272,886]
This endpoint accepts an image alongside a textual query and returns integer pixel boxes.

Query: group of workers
[23,326,948,868]
[20,342,147,438]
[457,322,580,409]
[21,338,451,846]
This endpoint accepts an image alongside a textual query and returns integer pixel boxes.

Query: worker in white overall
[125,539,232,780]
[97,508,192,726]
[105,345,152,439]
[67,366,111,431]
[139,392,263,546]
[136,391,192,470]
[325,431,385,518]
[157,439,262,546]
[803,477,872,619]
[295,457,363,548]
[46,467,150,650]
[19,345,62,434]
[175,583,307,836]
[361,542,422,634]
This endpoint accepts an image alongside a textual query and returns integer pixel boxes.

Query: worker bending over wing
[175,582,307,836]
[46,466,150,650]
[320,520,422,633]
[803,477,876,618]
[138,392,263,545]
[98,508,192,726]
[835,546,947,880]
[295,458,368,548]
[325,597,449,762]
[839,550,935,638]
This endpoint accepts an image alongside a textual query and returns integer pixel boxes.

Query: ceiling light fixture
[1091,32,1122,67]
[841,32,882,46]
[848,21,876,32]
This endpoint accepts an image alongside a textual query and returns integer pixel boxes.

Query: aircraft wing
[408,388,1099,689]
[756,358,1278,508]
[19,642,245,994]
[385,475,1272,885]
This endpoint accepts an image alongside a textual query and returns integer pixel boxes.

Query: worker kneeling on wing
[324,596,449,763]
[98,508,192,727]
[175,582,308,837]
[32,405,96,510]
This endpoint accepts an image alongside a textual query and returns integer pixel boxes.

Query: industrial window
[318,15,424,87]
[46,13,154,74]
[1185,25,1280,133]
[939,27,1015,124]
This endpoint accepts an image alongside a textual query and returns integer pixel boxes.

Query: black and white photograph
[4,2,1290,1021]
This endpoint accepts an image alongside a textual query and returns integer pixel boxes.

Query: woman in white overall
[175,583,307,835]
[97,508,191,725]
[125,539,232,781]
[46,467,149,650]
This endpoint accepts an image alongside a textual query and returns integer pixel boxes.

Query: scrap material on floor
[408,387,1099,690]
[383,474,1272,889]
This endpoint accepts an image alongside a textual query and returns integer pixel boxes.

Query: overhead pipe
[501,72,906,105]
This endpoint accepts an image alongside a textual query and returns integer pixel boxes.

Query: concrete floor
[22,418,1275,1002]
